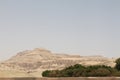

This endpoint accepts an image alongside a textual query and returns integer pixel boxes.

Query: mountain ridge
[0,48,116,77]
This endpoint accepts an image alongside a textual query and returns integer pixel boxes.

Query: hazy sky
[0,0,120,60]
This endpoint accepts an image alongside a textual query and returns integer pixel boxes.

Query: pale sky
[0,0,120,60]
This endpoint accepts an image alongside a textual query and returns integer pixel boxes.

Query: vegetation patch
[42,58,120,77]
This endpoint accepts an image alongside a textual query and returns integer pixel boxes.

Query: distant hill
[0,48,116,77]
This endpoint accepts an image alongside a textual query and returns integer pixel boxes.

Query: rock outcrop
[0,48,116,77]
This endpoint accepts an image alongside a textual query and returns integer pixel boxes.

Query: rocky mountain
[0,48,116,77]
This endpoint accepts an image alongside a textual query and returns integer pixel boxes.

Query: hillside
[0,48,116,77]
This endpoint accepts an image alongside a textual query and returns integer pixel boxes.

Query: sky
[0,0,120,60]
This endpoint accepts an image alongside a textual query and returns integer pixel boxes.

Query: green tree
[115,58,120,71]
[42,70,51,77]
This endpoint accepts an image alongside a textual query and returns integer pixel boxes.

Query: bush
[61,64,86,77]
[112,71,120,76]
[83,65,114,77]
[86,68,111,76]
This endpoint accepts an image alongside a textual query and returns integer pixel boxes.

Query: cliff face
[0,48,116,77]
